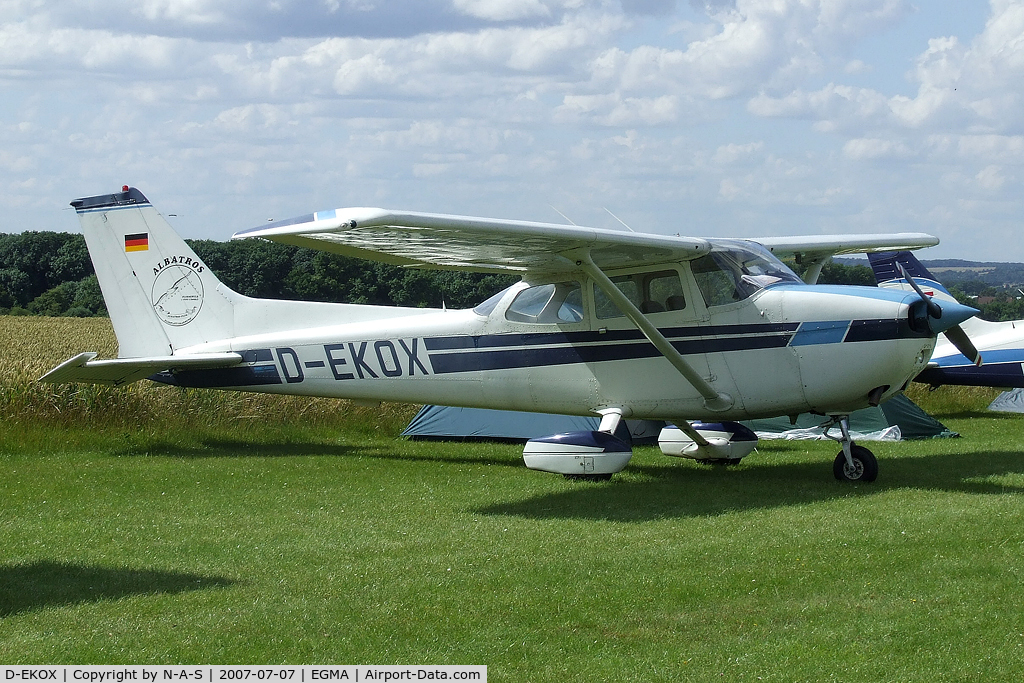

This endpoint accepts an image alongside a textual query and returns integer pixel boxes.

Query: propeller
[899,263,982,367]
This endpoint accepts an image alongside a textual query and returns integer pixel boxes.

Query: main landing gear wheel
[833,444,878,483]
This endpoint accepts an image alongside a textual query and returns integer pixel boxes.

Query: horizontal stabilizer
[40,352,243,386]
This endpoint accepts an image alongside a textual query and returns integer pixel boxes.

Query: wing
[751,233,938,259]
[748,233,939,284]
[233,208,711,273]
[41,352,243,386]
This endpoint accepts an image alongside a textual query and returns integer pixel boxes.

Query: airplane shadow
[0,560,235,617]
[113,438,370,459]
[114,437,525,468]
[473,449,1024,522]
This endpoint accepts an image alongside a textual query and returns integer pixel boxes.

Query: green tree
[27,281,77,316]
[816,260,875,286]
[0,232,86,304]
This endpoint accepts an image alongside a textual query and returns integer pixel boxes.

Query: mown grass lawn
[3,316,1024,679]
[2,411,1024,681]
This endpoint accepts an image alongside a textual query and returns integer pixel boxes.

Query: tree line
[0,232,516,317]
[3,231,1020,322]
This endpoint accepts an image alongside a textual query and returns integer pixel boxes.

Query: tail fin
[867,251,956,302]
[73,187,235,358]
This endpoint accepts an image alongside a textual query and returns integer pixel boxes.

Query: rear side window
[473,286,513,316]
[595,270,684,319]
[505,281,584,323]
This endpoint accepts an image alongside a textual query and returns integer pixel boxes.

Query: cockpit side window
[505,281,584,324]
[595,269,684,319]
[691,254,745,307]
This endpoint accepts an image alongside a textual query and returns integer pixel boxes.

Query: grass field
[2,316,1023,680]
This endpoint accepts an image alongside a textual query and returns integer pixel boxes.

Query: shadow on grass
[933,410,1021,421]
[0,560,235,617]
[474,448,1024,522]
[114,437,525,468]
[113,438,370,459]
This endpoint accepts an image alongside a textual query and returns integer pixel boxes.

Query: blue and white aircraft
[43,187,980,483]
[870,250,1024,388]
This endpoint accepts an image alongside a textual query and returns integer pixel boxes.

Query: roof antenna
[549,205,577,226]
[604,207,635,233]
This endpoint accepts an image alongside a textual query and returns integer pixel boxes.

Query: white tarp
[755,426,902,441]
[988,388,1024,413]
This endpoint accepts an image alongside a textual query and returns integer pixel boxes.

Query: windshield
[717,240,803,287]
[692,241,803,307]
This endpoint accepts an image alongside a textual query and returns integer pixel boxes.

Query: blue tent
[402,394,954,444]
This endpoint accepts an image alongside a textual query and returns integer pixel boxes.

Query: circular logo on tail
[152,265,204,326]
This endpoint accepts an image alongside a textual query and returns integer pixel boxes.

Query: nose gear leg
[823,415,879,483]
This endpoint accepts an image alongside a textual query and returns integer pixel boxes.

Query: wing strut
[578,254,733,412]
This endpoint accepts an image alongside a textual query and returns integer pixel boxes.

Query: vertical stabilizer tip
[70,187,150,210]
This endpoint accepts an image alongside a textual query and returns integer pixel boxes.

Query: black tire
[833,444,878,482]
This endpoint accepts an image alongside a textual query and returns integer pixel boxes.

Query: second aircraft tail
[867,251,957,303]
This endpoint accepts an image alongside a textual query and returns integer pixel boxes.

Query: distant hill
[835,257,1024,290]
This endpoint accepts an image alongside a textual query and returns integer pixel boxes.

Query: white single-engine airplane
[43,187,980,483]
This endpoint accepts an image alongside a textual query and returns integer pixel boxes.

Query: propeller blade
[898,263,942,319]
[943,324,983,367]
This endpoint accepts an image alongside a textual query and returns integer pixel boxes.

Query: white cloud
[975,164,1006,191]
[774,0,1024,136]
[559,0,911,128]
[557,92,679,125]
[712,141,763,165]
[842,137,913,160]
[452,0,553,21]
[1,0,1023,261]
[844,59,870,74]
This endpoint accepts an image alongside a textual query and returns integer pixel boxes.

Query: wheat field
[0,315,417,432]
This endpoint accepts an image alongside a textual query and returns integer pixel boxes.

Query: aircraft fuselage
[162,281,935,422]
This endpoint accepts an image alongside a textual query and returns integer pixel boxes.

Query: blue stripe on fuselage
[789,320,851,346]
[423,322,799,351]
[427,330,795,374]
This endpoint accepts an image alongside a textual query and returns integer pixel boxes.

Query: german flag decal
[124,233,149,252]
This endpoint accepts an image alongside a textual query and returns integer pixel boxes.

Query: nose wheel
[826,416,879,483]
[833,444,878,482]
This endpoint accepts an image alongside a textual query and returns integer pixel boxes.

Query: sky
[2,0,1022,261]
